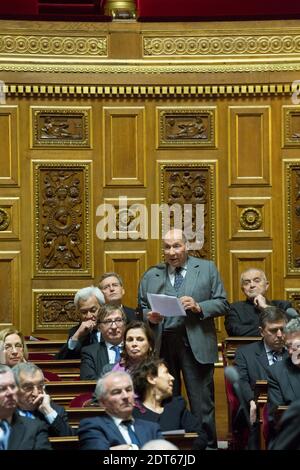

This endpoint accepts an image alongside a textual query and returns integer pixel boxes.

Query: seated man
[56,286,105,359]
[225,268,298,336]
[235,307,288,427]
[98,272,137,322]
[12,362,75,437]
[267,317,300,411]
[80,304,126,380]
[78,370,163,450]
[0,364,51,450]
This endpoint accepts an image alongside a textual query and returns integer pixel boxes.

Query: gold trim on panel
[32,289,78,332]
[0,34,107,56]
[284,160,300,276]
[32,160,93,277]
[285,288,300,313]
[30,106,92,148]
[156,107,217,149]
[158,160,217,263]
[0,197,20,240]
[1,83,296,98]
[0,251,20,328]
[0,105,20,187]
[282,106,300,148]
[229,197,271,240]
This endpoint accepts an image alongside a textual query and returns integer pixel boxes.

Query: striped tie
[174,267,184,291]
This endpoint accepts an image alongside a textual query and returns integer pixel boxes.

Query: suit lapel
[255,341,269,371]
[8,413,26,450]
[286,362,300,399]
[184,257,200,297]
[104,416,126,444]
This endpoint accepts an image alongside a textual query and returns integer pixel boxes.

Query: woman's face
[125,328,151,362]
[3,333,24,367]
[152,363,174,398]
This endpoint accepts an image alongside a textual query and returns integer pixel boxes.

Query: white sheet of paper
[147,293,186,317]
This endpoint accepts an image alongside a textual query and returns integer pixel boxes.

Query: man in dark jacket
[225,268,298,336]
[12,362,75,436]
[98,272,137,322]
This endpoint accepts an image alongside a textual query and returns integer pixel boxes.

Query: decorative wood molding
[33,289,78,331]
[0,198,20,240]
[284,161,300,275]
[32,160,93,277]
[282,106,300,148]
[0,251,20,327]
[229,197,271,239]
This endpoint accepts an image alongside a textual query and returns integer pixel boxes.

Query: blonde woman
[0,327,28,367]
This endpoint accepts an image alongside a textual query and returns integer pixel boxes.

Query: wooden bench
[45,380,96,406]
[66,407,103,426]
[34,359,81,380]
[254,380,268,450]
[49,432,198,450]
[26,340,65,356]
[222,337,261,366]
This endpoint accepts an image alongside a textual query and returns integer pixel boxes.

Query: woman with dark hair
[132,358,208,450]
[101,320,155,376]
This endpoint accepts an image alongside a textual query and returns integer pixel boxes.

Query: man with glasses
[12,362,74,437]
[0,364,51,450]
[80,305,126,380]
[98,272,137,322]
[56,286,105,359]
[138,228,229,449]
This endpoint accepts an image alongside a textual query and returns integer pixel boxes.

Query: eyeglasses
[101,283,121,291]
[20,383,45,393]
[100,318,124,327]
[4,343,23,352]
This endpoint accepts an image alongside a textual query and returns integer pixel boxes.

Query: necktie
[122,420,141,448]
[174,267,184,291]
[0,420,10,451]
[272,351,282,363]
[111,345,121,362]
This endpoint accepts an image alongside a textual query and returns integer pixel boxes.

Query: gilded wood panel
[158,161,216,261]
[284,161,300,275]
[229,197,271,239]
[229,250,273,302]
[103,107,145,187]
[32,289,77,333]
[285,289,300,313]
[104,251,147,309]
[0,197,20,239]
[0,251,20,327]
[0,106,19,186]
[32,160,92,277]
[229,106,271,186]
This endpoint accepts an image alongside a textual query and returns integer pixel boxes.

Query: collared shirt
[168,262,187,287]
[18,408,58,424]
[68,330,101,350]
[105,342,123,364]
[264,343,284,365]
[111,416,139,450]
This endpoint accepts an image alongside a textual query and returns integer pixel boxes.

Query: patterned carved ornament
[0,208,10,231]
[34,292,79,330]
[240,207,262,230]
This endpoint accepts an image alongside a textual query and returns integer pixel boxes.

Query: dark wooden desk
[45,380,96,406]
[34,359,81,380]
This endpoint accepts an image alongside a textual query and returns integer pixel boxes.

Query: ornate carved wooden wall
[1,18,300,338]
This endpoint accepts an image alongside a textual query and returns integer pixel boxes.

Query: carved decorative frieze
[282,106,300,148]
[159,162,216,261]
[158,108,216,148]
[285,161,300,274]
[33,290,78,330]
[31,107,91,148]
[0,35,107,56]
[33,161,92,277]
[143,34,300,56]
[285,290,300,314]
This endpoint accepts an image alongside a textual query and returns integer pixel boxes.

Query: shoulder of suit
[141,263,166,277]
[236,340,262,354]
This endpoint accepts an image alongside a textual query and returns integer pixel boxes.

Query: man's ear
[259,326,264,338]
[265,281,269,292]
[146,373,156,386]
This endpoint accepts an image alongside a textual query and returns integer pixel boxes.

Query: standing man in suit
[56,286,105,359]
[12,362,75,436]
[235,307,288,426]
[0,364,51,450]
[98,272,137,322]
[78,371,163,450]
[80,304,126,380]
[138,228,229,448]
[225,268,298,336]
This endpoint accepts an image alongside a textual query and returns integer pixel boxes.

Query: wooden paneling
[0,251,20,326]
[0,197,20,239]
[229,250,273,301]
[229,106,271,186]
[103,107,145,187]
[0,106,19,186]
[229,197,271,239]
[104,251,147,309]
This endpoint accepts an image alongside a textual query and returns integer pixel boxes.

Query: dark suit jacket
[8,412,52,450]
[235,340,288,403]
[139,256,229,363]
[56,305,136,360]
[80,341,110,380]
[267,356,300,409]
[268,399,300,450]
[133,396,207,450]
[78,414,162,450]
[19,401,75,437]
[224,299,292,336]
